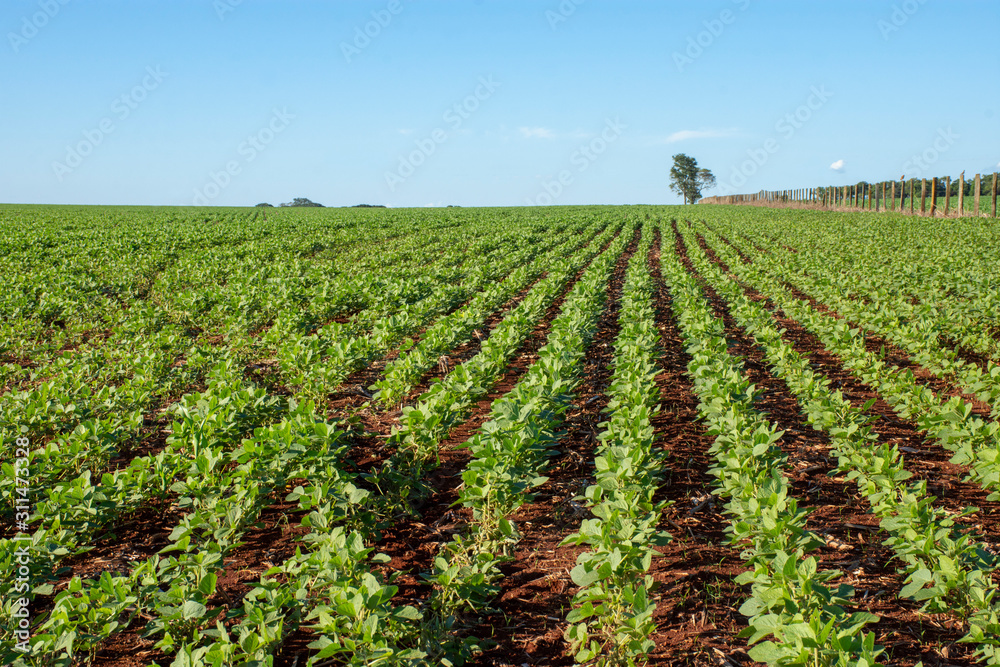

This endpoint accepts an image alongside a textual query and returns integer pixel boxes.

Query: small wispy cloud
[519,126,555,139]
[830,159,845,172]
[659,127,738,143]
[397,128,414,135]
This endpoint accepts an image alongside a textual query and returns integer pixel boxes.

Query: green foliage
[669,153,715,204]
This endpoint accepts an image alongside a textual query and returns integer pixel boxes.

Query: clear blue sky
[2,0,998,207]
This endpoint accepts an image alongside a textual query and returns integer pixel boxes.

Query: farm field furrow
[700,224,1000,505]
[5,205,1000,667]
[722,232,1000,420]
[476,224,641,666]
[263,218,630,665]
[701,233,1000,547]
[681,222,996,664]
[661,221,884,665]
[643,226,752,664]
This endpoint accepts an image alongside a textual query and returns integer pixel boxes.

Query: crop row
[661,222,882,666]
[686,221,1000,664]
[562,222,670,666]
[706,227,1000,503]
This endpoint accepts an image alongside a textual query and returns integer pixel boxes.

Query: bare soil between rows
[30,217,999,667]
[683,222,988,665]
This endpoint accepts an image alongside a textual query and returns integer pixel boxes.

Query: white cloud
[397,128,414,135]
[659,128,738,143]
[518,126,555,139]
[830,159,845,171]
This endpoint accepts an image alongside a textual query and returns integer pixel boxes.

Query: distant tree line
[255,200,388,208]
[280,198,324,207]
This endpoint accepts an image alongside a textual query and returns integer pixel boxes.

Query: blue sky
[2,0,998,207]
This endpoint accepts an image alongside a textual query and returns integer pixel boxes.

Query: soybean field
[4,204,1000,666]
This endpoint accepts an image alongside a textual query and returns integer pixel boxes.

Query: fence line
[700,172,1000,218]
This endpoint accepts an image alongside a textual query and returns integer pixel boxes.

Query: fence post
[944,176,951,216]
[909,179,914,215]
[975,173,981,216]
[931,177,938,217]
[868,184,873,211]
[993,173,998,218]
[959,171,964,217]
[921,179,927,215]
[891,181,896,211]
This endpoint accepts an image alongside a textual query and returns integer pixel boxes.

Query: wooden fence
[700,172,1000,218]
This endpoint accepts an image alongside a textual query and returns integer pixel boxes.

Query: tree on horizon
[670,154,716,204]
